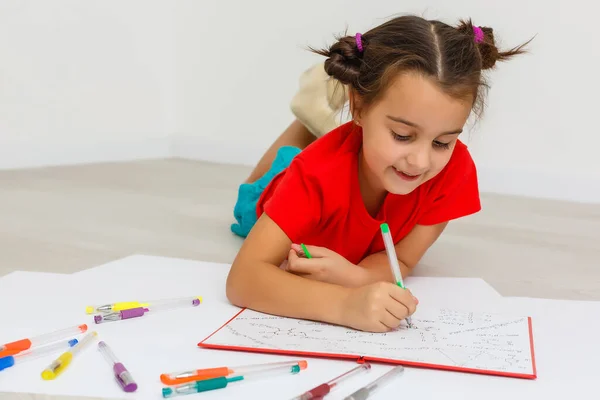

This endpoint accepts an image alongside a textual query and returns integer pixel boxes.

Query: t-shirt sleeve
[260,159,321,243]
[417,145,481,226]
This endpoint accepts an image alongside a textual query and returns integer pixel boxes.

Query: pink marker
[291,364,371,399]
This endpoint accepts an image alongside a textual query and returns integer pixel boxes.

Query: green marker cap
[380,223,390,233]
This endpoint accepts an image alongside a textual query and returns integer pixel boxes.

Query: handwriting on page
[203,307,534,376]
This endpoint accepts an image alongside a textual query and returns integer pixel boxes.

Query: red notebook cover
[198,308,537,380]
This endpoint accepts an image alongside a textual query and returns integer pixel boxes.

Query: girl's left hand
[282,244,367,287]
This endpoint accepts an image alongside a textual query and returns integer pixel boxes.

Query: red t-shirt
[256,122,481,265]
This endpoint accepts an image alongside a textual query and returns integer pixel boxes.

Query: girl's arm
[357,222,449,283]
[227,213,419,332]
[226,213,350,325]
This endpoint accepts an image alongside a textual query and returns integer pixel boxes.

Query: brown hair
[312,15,532,116]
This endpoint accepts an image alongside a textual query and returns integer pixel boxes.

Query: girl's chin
[385,185,418,196]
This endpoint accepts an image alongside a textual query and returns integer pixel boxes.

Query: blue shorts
[230,146,301,237]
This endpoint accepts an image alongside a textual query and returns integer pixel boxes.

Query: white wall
[0,1,176,169]
[173,0,600,204]
[2,1,598,204]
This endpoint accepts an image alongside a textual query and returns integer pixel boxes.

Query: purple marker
[98,341,138,392]
[94,307,147,324]
[93,297,202,324]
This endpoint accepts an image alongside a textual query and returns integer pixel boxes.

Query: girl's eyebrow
[387,115,420,128]
[386,115,463,135]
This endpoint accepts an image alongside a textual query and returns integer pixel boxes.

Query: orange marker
[0,324,87,358]
[160,360,308,386]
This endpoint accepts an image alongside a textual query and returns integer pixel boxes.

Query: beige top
[290,62,349,137]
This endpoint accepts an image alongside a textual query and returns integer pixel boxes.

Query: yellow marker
[85,296,203,315]
[41,331,98,380]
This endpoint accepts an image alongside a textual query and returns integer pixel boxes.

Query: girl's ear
[348,89,364,126]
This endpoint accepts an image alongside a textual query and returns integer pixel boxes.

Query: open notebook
[198,307,536,379]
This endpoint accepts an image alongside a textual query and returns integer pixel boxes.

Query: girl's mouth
[393,167,421,181]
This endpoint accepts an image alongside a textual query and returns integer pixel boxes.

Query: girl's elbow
[225,268,247,307]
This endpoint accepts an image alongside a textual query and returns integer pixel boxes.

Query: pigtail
[457,19,532,70]
[310,34,363,87]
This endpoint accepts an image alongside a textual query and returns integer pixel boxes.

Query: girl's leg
[245,119,316,184]
[232,63,348,237]
[245,63,348,184]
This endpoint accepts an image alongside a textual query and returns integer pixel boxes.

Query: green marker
[163,364,302,398]
[300,243,312,259]
[380,223,412,327]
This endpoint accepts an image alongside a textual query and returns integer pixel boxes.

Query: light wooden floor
[1,158,599,400]
[1,158,599,300]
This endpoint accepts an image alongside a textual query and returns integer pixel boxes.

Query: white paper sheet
[0,271,68,293]
[0,272,84,337]
[1,256,597,399]
[384,296,600,400]
[0,264,241,399]
[72,254,231,278]
[404,276,502,309]
[0,257,504,399]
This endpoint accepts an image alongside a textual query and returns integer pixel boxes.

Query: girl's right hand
[341,282,418,332]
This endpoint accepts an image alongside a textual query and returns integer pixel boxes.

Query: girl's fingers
[286,249,322,277]
[291,243,330,258]
[388,285,418,316]
[285,249,298,270]
[380,310,402,330]
[287,257,322,275]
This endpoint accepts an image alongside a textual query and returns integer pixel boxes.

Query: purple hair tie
[355,33,363,52]
[473,26,484,43]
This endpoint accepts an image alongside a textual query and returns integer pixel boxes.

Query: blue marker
[0,338,78,371]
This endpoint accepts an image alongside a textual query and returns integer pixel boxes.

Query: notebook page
[201,307,535,378]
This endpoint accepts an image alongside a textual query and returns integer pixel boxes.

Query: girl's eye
[391,130,451,149]
[433,141,451,150]
[391,131,410,141]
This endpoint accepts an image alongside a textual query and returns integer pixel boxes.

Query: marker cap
[114,363,138,392]
[0,356,15,371]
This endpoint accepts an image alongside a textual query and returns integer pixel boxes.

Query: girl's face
[356,72,473,196]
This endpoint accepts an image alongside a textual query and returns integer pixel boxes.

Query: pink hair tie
[355,33,364,52]
[473,26,484,43]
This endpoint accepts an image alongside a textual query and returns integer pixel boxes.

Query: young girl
[227,15,529,333]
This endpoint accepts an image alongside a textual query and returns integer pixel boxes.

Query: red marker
[291,363,371,399]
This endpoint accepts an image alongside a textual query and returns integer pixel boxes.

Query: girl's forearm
[357,252,413,285]
[226,260,350,325]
